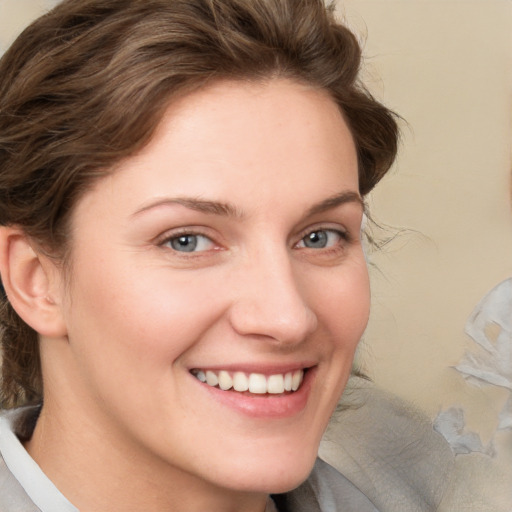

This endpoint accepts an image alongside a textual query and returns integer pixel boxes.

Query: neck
[25,403,270,512]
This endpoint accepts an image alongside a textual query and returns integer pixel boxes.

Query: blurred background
[336,1,511,503]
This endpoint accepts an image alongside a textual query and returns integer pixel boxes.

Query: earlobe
[0,226,67,338]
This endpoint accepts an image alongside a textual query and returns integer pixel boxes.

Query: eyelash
[158,226,351,257]
[295,228,350,252]
[158,228,219,254]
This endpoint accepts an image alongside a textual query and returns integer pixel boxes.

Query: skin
[23,78,370,512]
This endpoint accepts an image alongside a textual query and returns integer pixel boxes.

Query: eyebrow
[305,191,365,216]
[132,190,363,219]
[132,197,243,218]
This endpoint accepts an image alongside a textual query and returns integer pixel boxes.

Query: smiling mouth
[190,369,305,395]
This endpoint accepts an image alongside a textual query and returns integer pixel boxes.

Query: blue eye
[167,234,214,253]
[299,229,344,249]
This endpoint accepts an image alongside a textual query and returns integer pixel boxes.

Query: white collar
[0,408,78,512]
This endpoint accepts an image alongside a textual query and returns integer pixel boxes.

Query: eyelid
[296,228,348,249]
[294,223,350,245]
[155,227,221,253]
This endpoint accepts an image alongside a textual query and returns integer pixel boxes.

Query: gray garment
[274,459,379,512]
[0,454,42,512]
[0,407,78,512]
[319,377,455,512]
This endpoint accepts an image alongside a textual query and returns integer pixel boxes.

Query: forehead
[78,78,359,220]
[151,78,355,162]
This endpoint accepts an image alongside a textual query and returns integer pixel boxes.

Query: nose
[228,249,318,346]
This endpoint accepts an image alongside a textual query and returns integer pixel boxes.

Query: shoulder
[319,377,454,512]
[275,458,379,512]
[0,455,40,512]
[0,409,41,512]
[278,378,455,512]
[273,377,457,512]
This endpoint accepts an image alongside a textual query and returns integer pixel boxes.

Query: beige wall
[340,0,511,418]
[1,0,511,505]
[337,0,512,505]
[0,1,60,53]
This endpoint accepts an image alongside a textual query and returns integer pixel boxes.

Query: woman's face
[49,79,369,495]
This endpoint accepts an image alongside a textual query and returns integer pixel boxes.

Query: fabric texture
[0,454,41,512]
[319,377,455,512]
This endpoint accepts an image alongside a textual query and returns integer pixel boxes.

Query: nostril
[227,260,317,343]
[228,299,317,345]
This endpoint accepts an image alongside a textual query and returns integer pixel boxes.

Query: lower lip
[194,368,316,419]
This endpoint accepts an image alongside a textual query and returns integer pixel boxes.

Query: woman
[0,0,399,510]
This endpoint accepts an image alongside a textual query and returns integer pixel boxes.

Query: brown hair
[0,0,398,408]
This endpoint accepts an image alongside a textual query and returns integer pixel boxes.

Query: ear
[0,226,67,338]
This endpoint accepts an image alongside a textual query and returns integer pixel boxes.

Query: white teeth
[193,369,305,394]
[218,370,233,391]
[249,373,267,394]
[205,370,219,387]
[233,372,249,392]
[267,374,285,394]
[284,372,293,392]
[291,370,303,391]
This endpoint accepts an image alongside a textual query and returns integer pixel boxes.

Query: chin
[220,444,319,495]
[262,466,315,495]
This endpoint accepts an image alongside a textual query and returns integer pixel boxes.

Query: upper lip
[188,362,316,376]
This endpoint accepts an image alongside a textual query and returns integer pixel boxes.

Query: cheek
[60,262,227,424]
[316,260,371,350]
[66,256,225,367]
